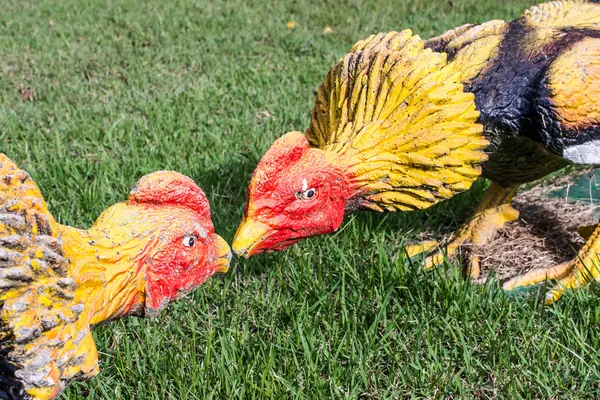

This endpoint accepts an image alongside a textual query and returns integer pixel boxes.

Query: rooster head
[233,131,350,257]
[83,171,231,317]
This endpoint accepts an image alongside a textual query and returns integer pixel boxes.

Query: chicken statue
[233,0,600,303]
[0,154,231,399]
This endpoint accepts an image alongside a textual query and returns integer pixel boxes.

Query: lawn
[3,0,600,398]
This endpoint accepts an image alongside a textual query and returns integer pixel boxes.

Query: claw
[544,260,600,304]
[502,261,573,291]
[423,250,452,270]
[404,240,438,257]
[545,288,565,304]
[503,222,600,304]
[467,254,480,280]
[407,183,520,273]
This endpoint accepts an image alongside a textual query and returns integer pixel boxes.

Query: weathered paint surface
[0,154,231,399]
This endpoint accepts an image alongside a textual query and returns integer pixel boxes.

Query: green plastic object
[549,170,600,208]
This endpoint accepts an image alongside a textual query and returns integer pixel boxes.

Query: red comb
[258,131,310,173]
[129,171,210,219]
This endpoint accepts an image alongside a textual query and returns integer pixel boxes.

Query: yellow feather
[523,0,600,29]
[306,31,487,211]
[546,36,600,130]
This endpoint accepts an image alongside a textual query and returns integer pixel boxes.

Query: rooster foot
[504,223,600,304]
[405,182,520,279]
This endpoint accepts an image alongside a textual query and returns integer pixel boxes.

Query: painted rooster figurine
[233,0,600,303]
[0,154,231,399]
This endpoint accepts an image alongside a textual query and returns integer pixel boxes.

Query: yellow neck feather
[58,223,147,326]
[306,31,487,212]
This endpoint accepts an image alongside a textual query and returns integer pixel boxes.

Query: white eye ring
[183,235,196,247]
[296,188,317,201]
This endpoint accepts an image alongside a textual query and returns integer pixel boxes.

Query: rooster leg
[404,240,439,257]
[406,182,520,278]
[504,223,600,304]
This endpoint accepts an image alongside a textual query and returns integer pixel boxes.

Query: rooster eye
[183,235,196,247]
[296,188,317,201]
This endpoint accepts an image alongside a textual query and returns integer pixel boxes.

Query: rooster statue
[0,154,231,399]
[233,0,600,303]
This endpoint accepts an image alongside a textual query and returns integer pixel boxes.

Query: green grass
[3,0,600,398]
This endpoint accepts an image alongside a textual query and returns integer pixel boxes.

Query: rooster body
[0,154,231,399]
[427,0,600,185]
[233,1,600,303]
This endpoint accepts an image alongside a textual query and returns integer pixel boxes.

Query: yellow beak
[232,218,272,258]
[215,234,232,273]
